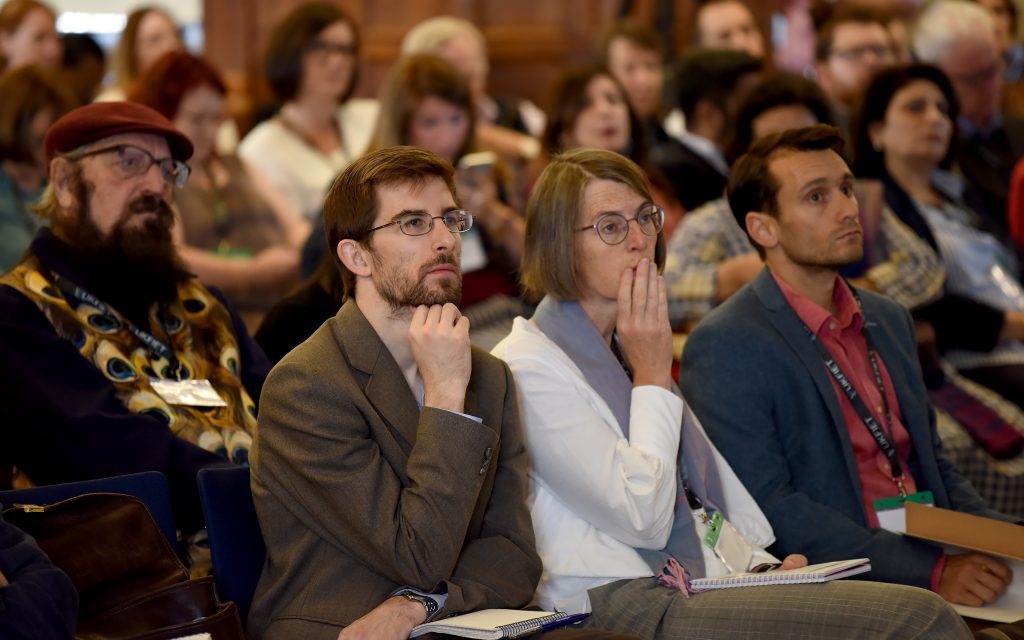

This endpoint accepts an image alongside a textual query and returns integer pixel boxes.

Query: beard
[52,171,191,305]
[371,250,462,317]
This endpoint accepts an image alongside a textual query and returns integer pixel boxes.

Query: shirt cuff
[390,586,449,622]
[446,409,482,424]
[929,553,947,593]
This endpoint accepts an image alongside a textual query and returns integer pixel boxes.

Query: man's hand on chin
[337,595,428,640]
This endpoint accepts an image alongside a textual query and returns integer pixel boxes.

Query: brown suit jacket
[247,300,541,640]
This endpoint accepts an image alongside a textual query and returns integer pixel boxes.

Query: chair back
[0,471,178,551]
[196,465,265,624]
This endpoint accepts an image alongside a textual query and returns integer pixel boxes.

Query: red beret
[44,101,194,163]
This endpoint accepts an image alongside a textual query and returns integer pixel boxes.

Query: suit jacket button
[479,465,487,475]
[484,447,493,460]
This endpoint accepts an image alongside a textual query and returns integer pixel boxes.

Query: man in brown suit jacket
[247,146,541,639]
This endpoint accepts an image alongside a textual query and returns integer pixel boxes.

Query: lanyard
[798,290,907,497]
[49,271,186,380]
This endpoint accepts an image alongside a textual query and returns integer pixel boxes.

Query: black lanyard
[49,271,186,380]
[798,289,907,497]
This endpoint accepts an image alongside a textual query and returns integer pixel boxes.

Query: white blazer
[493,317,776,613]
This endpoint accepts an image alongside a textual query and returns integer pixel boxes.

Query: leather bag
[3,492,244,640]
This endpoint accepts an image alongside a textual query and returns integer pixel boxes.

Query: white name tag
[460,227,487,273]
[149,378,227,407]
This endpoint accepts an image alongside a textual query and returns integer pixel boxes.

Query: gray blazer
[247,300,541,640]
[680,269,1004,589]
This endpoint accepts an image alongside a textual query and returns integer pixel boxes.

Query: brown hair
[542,66,645,162]
[596,19,665,67]
[727,124,845,256]
[264,2,360,103]
[0,65,74,164]
[110,6,180,94]
[371,53,476,160]
[814,5,890,62]
[323,146,457,299]
[522,147,665,300]
[0,0,56,72]
[129,51,226,120]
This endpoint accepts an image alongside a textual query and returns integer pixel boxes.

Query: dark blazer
[956,115,1024,234]
[680,269,1006,589]
[650,138,728,212]
[247,299,541,640]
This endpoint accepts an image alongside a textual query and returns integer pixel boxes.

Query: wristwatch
[396,590,439,620]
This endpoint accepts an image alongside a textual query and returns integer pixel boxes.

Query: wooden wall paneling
[203,0,782,131]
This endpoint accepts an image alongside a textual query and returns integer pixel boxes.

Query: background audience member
[131,52,309,331]
[854,63,1024,409]
[0,511,78,640]
[913,0,1024,233]
[401,16,545,168]
[255,258,343,364]
[813,6,897,139]
[0,0,59,74]
[541,65,684,239]
[60,33,106,107]
[97,6,183,102]
[598,20,671,150]
[0,65,74,271]
[692,0,767,59]
[239,2,377,220]
[972,0,1024,84]
[493,146,967,638]
[653,48,763,212]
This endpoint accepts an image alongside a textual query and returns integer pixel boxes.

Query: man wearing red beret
[0,102,270,537]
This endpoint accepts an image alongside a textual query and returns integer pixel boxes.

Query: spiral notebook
[691,558,871,591]
[409,609,590,639]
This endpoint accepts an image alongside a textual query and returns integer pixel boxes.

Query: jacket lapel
[333,300,421,454]
[751,271,864,502]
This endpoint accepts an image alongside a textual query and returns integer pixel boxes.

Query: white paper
[951,558,1024,623]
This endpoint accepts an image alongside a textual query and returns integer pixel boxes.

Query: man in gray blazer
[680,126,1016,608]
[247,147,541,639]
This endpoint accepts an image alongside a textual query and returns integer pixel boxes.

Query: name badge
[701,510,755,573]
[149,378,227,407]
[874,490,935,533]
[459,227,487,273]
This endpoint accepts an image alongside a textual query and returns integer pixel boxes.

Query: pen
[540,613,590,632]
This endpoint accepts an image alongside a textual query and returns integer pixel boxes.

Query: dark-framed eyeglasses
[366,209,474,237]
[576,203,665,245]
[305,39,357,59]
[829,44,895,63]
[71,143,190,189]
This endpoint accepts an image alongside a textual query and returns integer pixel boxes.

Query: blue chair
[197,465,266,624]
[0,470,179,551]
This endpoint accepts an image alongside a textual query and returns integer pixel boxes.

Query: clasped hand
[616,258,673,390]
[408,303,471,413]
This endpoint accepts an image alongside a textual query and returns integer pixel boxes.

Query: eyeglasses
[305,39,357,59]
[830,44,895,63]
[366,209,474,237]
[577,204,665,245]
[72,144,190,189]
[948,62,1002,88]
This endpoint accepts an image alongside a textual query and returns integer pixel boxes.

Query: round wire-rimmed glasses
[365,209,474,237]
[576,203,665,245]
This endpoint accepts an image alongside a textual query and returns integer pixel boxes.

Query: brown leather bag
[3,492,244,640]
